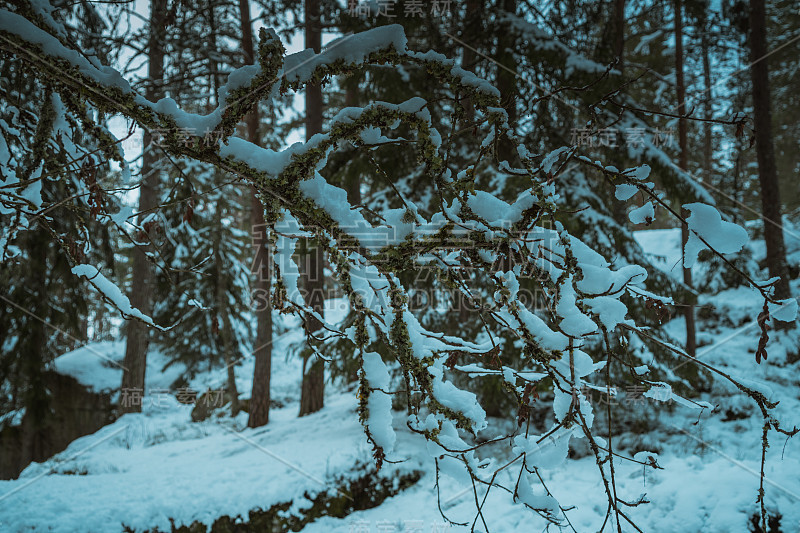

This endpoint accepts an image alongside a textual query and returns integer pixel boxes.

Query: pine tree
[240,0,274,428]
[747,0,793,305]
[4,5,797,525]
[0,0,125,456]
[150,0,254,406]
[120,0,168,413]
[299,0,326,416]
[674,0,698,357]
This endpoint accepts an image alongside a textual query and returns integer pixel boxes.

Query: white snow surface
[628,201,655,225]
[683,202,749,268]
[72,265,156,327]
[2,241,800,533]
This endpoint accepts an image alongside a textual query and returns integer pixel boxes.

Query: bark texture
[495,0,518,166]
[300,0,325,416]
[674,0,697,357]
[120,0,168,412]
[748,0,792,305]
[238,0,274,428]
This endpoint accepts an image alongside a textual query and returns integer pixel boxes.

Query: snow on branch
[71,265,159,328]
[1,7,796,529]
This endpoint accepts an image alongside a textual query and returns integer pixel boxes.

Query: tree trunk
[460,0,481,124]
[120,0,168,412]
[606,0,627,226]
[300,243,325,416]
[748,0,793,306]
[203,0,240,418]
[701,31,713,183]
[249,188,273,426]
[495,0,517,166]
[214,223,240,417]
[238,0,274,428]
[613,0,625,68]
[596,0,625,67]
[299,0,325,416]
[674,0,697,357]
[19,227,49,466]
[344,75,362,206]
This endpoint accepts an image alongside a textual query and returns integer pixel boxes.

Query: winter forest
[0,0,799,531]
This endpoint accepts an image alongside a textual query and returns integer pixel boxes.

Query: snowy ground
[1,231,799,532]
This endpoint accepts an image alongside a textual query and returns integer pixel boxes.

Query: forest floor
[1,228,799,532]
